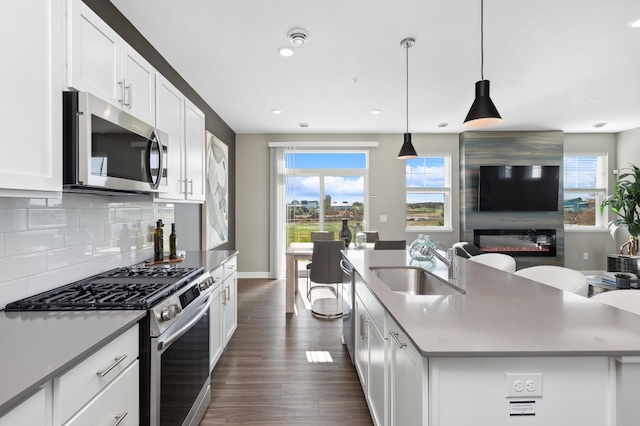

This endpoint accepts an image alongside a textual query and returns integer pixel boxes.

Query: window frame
[563,152,608,230]
[405,153,452,232]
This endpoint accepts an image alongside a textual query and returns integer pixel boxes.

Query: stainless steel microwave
[63,91,166,194]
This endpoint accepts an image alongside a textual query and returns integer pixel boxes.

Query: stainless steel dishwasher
[340,258,355,363]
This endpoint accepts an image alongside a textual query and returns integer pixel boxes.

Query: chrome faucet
[420,246,458,279]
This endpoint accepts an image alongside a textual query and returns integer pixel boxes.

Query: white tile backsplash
[0,194,174,308]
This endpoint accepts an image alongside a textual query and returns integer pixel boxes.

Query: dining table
[285,241,374,314]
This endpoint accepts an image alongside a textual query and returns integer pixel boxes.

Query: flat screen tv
[478,165,559,212]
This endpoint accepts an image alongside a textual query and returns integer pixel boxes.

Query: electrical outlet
[583,252,589,260]
[505,373,543,398]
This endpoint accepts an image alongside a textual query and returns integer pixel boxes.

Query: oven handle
[158,294,211,351]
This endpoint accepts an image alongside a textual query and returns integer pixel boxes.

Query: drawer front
[55,325,139,423]
[64,361,139,426]
[210,265,224,285]
[223,256,237,279]
[355,277,385,333]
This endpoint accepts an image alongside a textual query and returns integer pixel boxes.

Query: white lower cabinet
[387,316,425,426]
[64,361,138,426]
[0,384,51,426]
[54,324,139,426]
[209,281,224,371]
[209,255,238,371]
[354,289,385,426]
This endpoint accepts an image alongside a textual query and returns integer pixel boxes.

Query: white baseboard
[237,271,274,279]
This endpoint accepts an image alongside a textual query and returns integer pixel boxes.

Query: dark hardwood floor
[200,278,373,425]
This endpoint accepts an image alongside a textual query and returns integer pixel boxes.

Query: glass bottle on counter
[169,223,178,259]
[154,219,164,261]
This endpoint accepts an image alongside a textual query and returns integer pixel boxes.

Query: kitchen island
[343,249,640,426]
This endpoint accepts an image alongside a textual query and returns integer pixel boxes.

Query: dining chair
[513,265,588,297]
[451,242,484,259]
[310,231,335,241]
[364,231,380,243]
[468,253,516,273]
[374,240,407,250]
[307,240,346,319]
[306,231,336,289]
[590,290,640,315]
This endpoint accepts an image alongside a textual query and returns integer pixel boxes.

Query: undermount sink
[369,266,466,296]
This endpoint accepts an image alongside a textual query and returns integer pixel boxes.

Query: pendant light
[463,0,502,128]
[397,37,418,159]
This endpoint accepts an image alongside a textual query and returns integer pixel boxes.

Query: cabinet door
[67,0,122,106]
[210,283,224,371]
[353,296,368,389]
[0,385,49,426]
[368,319,386,426]
[155,75,185,198]
[0,0,62,195]
[388,320,424,426]
[184,99,206,201]
[222,272,237,345]
[122,44,156,125]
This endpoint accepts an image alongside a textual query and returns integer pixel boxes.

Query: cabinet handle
[389,331,407,348]
[360,315,368,340]
[117,80,126,105]
[225,285,231,302]
[188,179,194,195]
[113,411,128,426]
[125,83,132,108]
[96,354,127,377]
[222,286,227,306]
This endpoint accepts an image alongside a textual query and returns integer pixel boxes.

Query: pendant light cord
[405,41,409,133]
[480,0,484,80]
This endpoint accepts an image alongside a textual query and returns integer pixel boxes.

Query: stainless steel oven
[150,277,212,426]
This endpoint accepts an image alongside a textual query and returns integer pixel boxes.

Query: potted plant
[600,164,640,255]
[614,273,632,289]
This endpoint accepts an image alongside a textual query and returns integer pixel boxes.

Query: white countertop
[0,310,145,416]
[344,250,640,357]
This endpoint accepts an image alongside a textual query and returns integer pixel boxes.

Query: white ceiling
[109,0,640,135]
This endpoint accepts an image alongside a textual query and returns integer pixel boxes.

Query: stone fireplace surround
[459,131,564,269]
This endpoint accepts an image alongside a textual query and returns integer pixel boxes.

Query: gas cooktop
[4,265,204,311]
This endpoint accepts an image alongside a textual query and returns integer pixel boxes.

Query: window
[405,155,451,230]
[563,154,607,228]
[285,151,368,246]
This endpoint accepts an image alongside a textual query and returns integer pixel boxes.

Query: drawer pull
[96,354,127,377]
[113,411,128,426]
[390,331,407,348]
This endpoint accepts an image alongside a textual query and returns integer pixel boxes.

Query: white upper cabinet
[156,74,205,202]
[184,98,206,201]
[156,75,185,198]
[67,0,156,125]
[0,0,63,196]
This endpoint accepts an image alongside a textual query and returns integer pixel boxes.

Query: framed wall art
[202,131,229,249]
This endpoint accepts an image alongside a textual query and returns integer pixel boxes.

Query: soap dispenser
[154,219,164,261]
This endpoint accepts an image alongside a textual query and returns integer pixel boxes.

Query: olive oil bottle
[169,223,178,259]
[154,219,164,261]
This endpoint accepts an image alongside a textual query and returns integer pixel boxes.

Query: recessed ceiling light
[299,123,310,128]
[593,122,607,128]
[271,109,282,115]
[437,123,449,128]
[278,46,294,57]
[371,109,382,115]
[288,28,309,47]
[628,17,640,28]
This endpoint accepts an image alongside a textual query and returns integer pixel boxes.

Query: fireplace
[473,229,556,257]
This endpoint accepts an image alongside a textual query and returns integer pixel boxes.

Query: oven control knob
[161,304,181,321]
[199,277,212,291]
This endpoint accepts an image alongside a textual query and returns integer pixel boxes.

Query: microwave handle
[145,131,164,189]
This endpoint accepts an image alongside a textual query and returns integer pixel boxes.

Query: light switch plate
[380,215,387,222]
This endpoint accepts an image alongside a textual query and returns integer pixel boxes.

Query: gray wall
[82,0,236,251]
[237,132,623,277]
